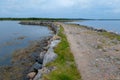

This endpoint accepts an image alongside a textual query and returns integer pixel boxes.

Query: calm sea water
[0,21,52,65]
[71,20,120,33]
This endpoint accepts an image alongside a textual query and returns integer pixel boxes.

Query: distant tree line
[0,17,87,21]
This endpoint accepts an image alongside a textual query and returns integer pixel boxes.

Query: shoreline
[0,21,59,80]
[20,21,60,80]
[0,37,53,80]
[67,23,120,41]
[1,21,120,80]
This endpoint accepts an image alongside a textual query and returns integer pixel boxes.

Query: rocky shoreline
[20,21,61,80]
[0,37,52,80]
[0,21,60,80]
[70,23,120,37]
[19,21,58,34]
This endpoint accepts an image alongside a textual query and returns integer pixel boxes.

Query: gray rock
[37,58,43,64]
[39,51,46,60]
[43,40,60,66]
[33,70,42,80]
[43,48,57,66]
[50,40,60,48]
[96,29,107,32]
[33,62,42,70]
[29,62,42,72]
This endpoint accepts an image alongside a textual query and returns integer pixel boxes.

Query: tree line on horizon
[0,17,88,21]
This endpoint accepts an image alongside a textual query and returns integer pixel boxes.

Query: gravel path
[59,23,120,80]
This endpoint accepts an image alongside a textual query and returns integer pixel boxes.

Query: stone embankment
[19,21,58,34]
[20,21,61,80]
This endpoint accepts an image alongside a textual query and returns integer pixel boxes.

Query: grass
[43,26,81,80]
[100,31,120,41]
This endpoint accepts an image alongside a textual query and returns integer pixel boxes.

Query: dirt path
[58,23,120,80]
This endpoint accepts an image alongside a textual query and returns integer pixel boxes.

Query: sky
[0,0,120,19]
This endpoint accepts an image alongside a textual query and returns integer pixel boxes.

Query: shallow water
[71,20,120,33]
[0,21,52,66]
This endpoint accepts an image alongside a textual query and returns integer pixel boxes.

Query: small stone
[52,35,61,40]
[27,72,36,79]
[42,67,50,74]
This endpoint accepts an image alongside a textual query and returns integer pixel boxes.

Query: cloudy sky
[0,0,120,19]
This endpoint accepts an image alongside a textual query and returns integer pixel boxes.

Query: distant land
[0,18,120,21]
[0,18,87,21]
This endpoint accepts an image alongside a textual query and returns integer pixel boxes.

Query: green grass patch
[100,31,120,41]
[43,26,81,80]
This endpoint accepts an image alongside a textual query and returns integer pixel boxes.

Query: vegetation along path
[58,23,120,80]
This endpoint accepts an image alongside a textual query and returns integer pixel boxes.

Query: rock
[36,58,43,64]
[30,52,43,64]
[50,40,60,48]
[30,62,42,72]
[43,46,49,51]
[39,51,46,61]
[48,66,57,72]
[27,72,36,80]
[41,67,50,74]
[96,29,107,32]
[42,40,60,66]
[33,70,42,80]
[20,21,58,34]
[52,35,61,40]
[43,48,57,66]
[33,62,42,70]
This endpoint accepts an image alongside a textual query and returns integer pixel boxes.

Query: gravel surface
[59,23,120,80]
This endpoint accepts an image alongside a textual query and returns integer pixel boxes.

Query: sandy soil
[58,23,120,80]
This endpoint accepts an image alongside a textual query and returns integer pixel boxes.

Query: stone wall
[20,21,60,80]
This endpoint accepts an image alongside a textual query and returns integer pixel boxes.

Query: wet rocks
[20,22,60,80]
[32,38,60,80]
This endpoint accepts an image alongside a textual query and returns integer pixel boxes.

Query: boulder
[30,62,42,72]
[39,51,46,61]
[33,62,42,70]
[50,40,60,48]
[33,70,42,80]
[43,48,57,66]
[96,29,107,32]
[36,58,43,64]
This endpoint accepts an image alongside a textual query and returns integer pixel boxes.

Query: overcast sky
[0,0,120,19]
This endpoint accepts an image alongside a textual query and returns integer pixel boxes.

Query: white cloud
[1,0,120,18]
[0,0,120,11]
